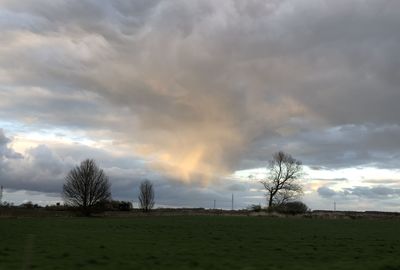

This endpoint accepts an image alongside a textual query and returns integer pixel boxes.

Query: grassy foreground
[0,216,399,270]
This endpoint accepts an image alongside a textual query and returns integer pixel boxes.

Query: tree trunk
[268,193,273,208]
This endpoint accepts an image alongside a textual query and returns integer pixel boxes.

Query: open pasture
[0,216,399,270]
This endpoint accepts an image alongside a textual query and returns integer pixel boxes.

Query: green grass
[0,216,399,270]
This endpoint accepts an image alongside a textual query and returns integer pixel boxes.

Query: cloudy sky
[1,0,400,211]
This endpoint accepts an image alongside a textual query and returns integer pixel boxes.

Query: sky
[0,0,400,211]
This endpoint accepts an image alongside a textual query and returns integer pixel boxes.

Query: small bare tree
[63,159,111,215]
[138,180,155,212]
[0,185,3,206]
[260,151,304,208]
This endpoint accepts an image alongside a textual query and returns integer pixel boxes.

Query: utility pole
[231,193,234,211]
[213,200,216,210]
[334,201,336,212]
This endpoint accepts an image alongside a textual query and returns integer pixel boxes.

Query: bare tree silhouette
[138,180,155,212]
[63,159,111,215]
[260,151,304,208]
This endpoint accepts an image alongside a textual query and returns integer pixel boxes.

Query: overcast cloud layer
[1,0,400,210]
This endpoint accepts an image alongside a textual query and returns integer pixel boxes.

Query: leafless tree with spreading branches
[260,151,304,208]
[63,159,111,215]
[138,180,155,212]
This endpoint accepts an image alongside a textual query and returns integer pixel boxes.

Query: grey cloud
[27,145,65,175]
[0,129,23,159]
[244,123,400,170]
[299,124,400,168]
[346,186,400,199]
[309,166,329,171]
[318,185,400,200]
[1,146,68,193]
[363,179,400,185]
[1,0,400,196]
[313,178,348,183]
[146,178,262,209]
[226,183,247,192]
[317,186,337,198]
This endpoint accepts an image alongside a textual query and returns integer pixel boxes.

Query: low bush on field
[271,201,309,215]
[110,200,132,211]
[247,204,263,212]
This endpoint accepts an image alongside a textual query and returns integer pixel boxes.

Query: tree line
[61,151,306,216]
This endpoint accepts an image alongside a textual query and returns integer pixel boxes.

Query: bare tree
[63,159,111,215]
[138,180,155,212]
[260,151,304,208]
[0,185,3,206]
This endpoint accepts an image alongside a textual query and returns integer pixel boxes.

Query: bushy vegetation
[109,200,132,211]
[247,204,262,212]
[270,201,309,215]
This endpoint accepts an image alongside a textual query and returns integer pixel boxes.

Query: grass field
[0,216,399,270]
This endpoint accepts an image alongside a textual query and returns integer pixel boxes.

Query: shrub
[108,200,133,211]
[118,201,132,211]
[21,201,37,209]
[93,200,113,211]
[273,201,309,215]
[247,204,262,212]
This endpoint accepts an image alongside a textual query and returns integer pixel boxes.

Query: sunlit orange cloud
[153,145,210,183]
[130,117,247,184]
[135,138,241,185]
[126,93,318,185]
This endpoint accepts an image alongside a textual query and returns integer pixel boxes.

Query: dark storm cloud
[243,123,400,169]
[1,0,400,206]
[0,130,125,193]
[0,143,69,193]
